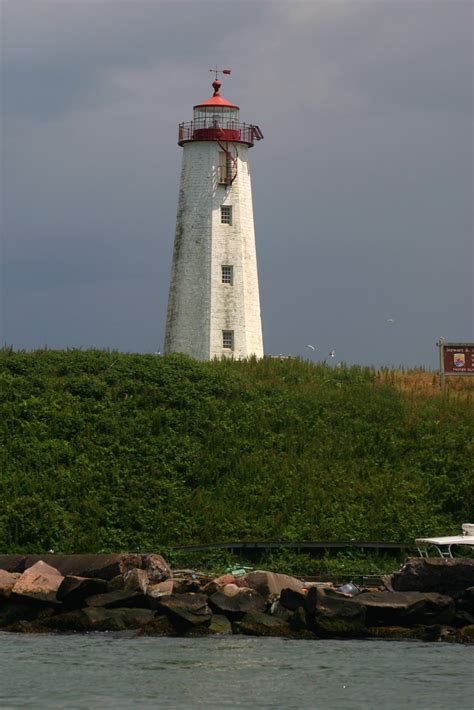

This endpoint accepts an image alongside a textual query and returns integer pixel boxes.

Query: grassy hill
[0,348,472,557]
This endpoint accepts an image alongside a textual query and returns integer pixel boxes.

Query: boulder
[202,574,237,596]
[0,570,21,598]
[44,607,155,632]
[154,593,212,627]
[279,588,306,611]
[355,591,455,627]
[85,589,150,609]
[391,558,474,594]
[214,573,237,586]
[0,553,172,582]
[123,568,149,594]
[208,614,233,635]
[457,624,474,644]
[0,600,46,628]
[22,554,142,580]
[144,554,172,583]
[209,588,266,618]
[453,586,474,615]
[138,615,178,636]
[12,561,64,603]
[269,600,293,622]
[289,606,308,632]
[235,571,303,599]
[312,588,367,638]
[220,583,243,597]
[234,610,293,637]
[56,576,109,606]
[147,580,174,600]
[171,578,202,594]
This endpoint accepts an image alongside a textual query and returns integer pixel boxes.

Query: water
[0,633,472,709]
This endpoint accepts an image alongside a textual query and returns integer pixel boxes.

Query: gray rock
[155,593,212,626]
[85,589,150,609]
[234,611,293,637]
[208,614,233,635]
[57,576,108,606]
[355,591,455,627]
[392,558,474,594]
[44,607,155,632]
[209,588,266,618]
[312,588,367,638]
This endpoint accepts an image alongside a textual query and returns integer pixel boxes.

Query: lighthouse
[164,71,264,360]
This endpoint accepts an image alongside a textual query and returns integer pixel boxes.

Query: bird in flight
[385,317,395,324]
[306,344,317,351]
[329,350,336,358]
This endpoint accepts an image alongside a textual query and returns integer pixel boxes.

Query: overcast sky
[1,0,472,368]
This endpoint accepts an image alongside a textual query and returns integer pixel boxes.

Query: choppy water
[0,633,472,709]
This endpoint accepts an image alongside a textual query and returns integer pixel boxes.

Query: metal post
[438,337,445,390]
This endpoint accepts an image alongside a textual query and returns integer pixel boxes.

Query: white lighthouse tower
[164,71,264,360]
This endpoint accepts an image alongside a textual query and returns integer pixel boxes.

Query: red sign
[442,344,474,375]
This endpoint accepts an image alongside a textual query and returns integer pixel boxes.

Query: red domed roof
[194,80,239,110]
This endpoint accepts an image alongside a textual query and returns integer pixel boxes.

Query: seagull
[305,344,316,351]
[385,318,395,324]
[329,350,336,358]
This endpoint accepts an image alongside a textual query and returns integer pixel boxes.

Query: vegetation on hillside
[0,348,472,556]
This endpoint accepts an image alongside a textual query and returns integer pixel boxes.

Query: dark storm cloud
[1,0,472,365]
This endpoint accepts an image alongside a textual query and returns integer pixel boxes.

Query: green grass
[0,348,472,554]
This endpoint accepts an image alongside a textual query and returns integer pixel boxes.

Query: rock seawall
[1,555,473,643]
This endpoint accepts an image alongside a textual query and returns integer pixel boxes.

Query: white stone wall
[164,140,263,360]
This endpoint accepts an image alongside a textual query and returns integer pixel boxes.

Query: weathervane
[209,66,232,80]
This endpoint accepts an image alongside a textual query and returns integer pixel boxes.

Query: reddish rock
[147,580,174,599]
[123,568,149,593]
[221,583,243,597]
[213,574,236,587]
[235,571,304,599]
[144,554,172,583]
[12,561,64,603]
[0,570,21,598]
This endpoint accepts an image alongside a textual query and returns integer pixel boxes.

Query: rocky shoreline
[1,554,473,643]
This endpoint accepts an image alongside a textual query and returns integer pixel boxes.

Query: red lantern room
[178,73,263,147]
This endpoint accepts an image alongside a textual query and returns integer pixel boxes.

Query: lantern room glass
[193,106,240,132]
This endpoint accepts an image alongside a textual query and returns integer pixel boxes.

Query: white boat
[416,523,474,558]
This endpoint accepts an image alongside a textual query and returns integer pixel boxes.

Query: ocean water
[0,633,472,709]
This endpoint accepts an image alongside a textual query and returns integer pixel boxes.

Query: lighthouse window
[221,206,232,224]
[222,330,234,350]
[221,265,233,284]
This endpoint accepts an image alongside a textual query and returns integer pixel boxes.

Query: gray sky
[1,0,472,368]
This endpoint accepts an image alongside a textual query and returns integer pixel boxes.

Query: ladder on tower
[218,141,238,185]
